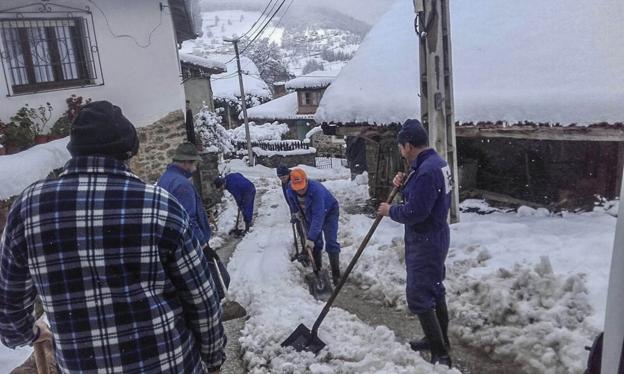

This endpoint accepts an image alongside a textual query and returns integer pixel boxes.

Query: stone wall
[198,151,223,208]
[255,153,316,169]
[130,111,187,183]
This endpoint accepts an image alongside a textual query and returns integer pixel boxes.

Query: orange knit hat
[290,168,308,191]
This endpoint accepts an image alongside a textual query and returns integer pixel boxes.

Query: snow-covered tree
[244,38,292,85]
[194,106,234,155]
[302,59,325,75]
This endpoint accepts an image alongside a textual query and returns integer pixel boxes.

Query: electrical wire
[88,0,163,49]
[236,0,288,57]
[238,0,280,40]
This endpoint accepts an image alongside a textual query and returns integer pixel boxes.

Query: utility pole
[224,37,254,166]
[414,0,460,222]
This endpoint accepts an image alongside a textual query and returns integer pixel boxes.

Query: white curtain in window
[27,26,54,83]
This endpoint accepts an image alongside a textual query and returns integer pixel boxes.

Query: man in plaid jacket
[0,101,226,373]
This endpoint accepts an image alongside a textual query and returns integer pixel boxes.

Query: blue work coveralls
[224,173,256,226]
[389,149,452,315]
[157,164,211,246]
[288,179,340,255]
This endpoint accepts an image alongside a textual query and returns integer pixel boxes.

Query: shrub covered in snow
[194,107,234,154]
[228,121,289,142]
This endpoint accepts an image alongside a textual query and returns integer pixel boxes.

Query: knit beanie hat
[67,101,139,160]
[397,119,428,147]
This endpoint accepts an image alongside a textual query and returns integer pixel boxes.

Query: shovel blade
[281,324,326,354]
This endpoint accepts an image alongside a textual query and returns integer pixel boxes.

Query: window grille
[0,3,103,95]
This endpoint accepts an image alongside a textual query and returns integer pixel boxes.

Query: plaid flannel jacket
[0,156,225,373]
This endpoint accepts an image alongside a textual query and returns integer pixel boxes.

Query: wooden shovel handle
[33,341,49,374]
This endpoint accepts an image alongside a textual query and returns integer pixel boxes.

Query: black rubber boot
[328,253,341,285]
[410,299,451,351]
[416,310,452,368]
[312,250,323,270]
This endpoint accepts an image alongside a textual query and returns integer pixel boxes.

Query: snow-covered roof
[316,0,624,126]
[0,138,70,200]
[246,92,314,121]
[211,54,272,101]
[285,69,340,90]
[179,53,226,73]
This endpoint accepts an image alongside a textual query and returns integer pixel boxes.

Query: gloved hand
[202,245,221,261]
[290,213,300,224]
[305,239,315,250]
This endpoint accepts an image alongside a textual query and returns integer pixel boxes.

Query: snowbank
[179,53,226,72]
[228,122,289,142]
[316,0,624,125]
[285,69,340,90]
[252,147,316,157]
[0,138,70,200]
[325,178,615,373]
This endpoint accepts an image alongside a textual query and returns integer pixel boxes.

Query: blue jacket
[224,173,255,206]
[158,164,211,246]
[288,179,339,242]
[281,182,298,212]
[389,149,452,313]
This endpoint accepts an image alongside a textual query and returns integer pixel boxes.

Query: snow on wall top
[210,54,272,101]
[179,53,226,73]
[228,121,290,142]
[285,69,340,90]
[0,138,70,200]
[246,92,314,120]
[316,0,624,126]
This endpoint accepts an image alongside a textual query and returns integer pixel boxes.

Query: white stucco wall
[0,0,185,128]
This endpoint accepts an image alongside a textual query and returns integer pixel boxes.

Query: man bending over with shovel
[288,169,342,285]
[378,119,453,368]
[214,173,256,234]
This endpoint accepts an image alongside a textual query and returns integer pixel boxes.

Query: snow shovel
[298,219,333,300]
[290,223,300,262]
[212,258,247,322]
[281,186,400,354]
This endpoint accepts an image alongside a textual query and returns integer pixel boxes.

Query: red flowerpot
[34,135,49,144]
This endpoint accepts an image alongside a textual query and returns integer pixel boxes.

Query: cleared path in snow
[225,181,458,373]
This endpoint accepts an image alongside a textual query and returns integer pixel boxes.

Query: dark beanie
[397,119,428,147]
[276,165,290,177]
[67,101,139,160]
[214,177,225,189]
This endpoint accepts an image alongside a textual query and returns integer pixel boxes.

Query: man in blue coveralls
[378,119,453,367]
[288,168,341,285]
[214,173,256,233]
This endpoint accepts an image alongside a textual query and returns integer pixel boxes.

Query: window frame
[0,4,104,96]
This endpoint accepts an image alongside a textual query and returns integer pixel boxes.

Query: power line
[237,0,288,57]
[264,0,295,42]
[238,0,279,40]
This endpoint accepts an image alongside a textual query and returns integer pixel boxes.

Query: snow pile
[211,54,272,103]
[304,126,324,143]
[228,121,289,142]
[285,69,340,90]
[316,0,624,125]
[226,179,458,374]
[0,138,70,200]
[593,198,619,217]
[179,53,226,72]
[325,191,616,373]
[195,107,234,154]
[247,93,314,121]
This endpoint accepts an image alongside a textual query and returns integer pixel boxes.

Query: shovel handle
[34,341,49,374]
[310,186,400,336]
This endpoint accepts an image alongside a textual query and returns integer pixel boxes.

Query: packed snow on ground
[226,158,350,182]
[322,175,615,373]
[316,0,624,125]
[0,137,70,200]
[224,175,459,373]
[228,122,289,142]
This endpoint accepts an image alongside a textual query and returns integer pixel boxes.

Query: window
[0,18,99,94]
[302,91,320,106]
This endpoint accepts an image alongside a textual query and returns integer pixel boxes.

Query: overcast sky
[200,0,396,24]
